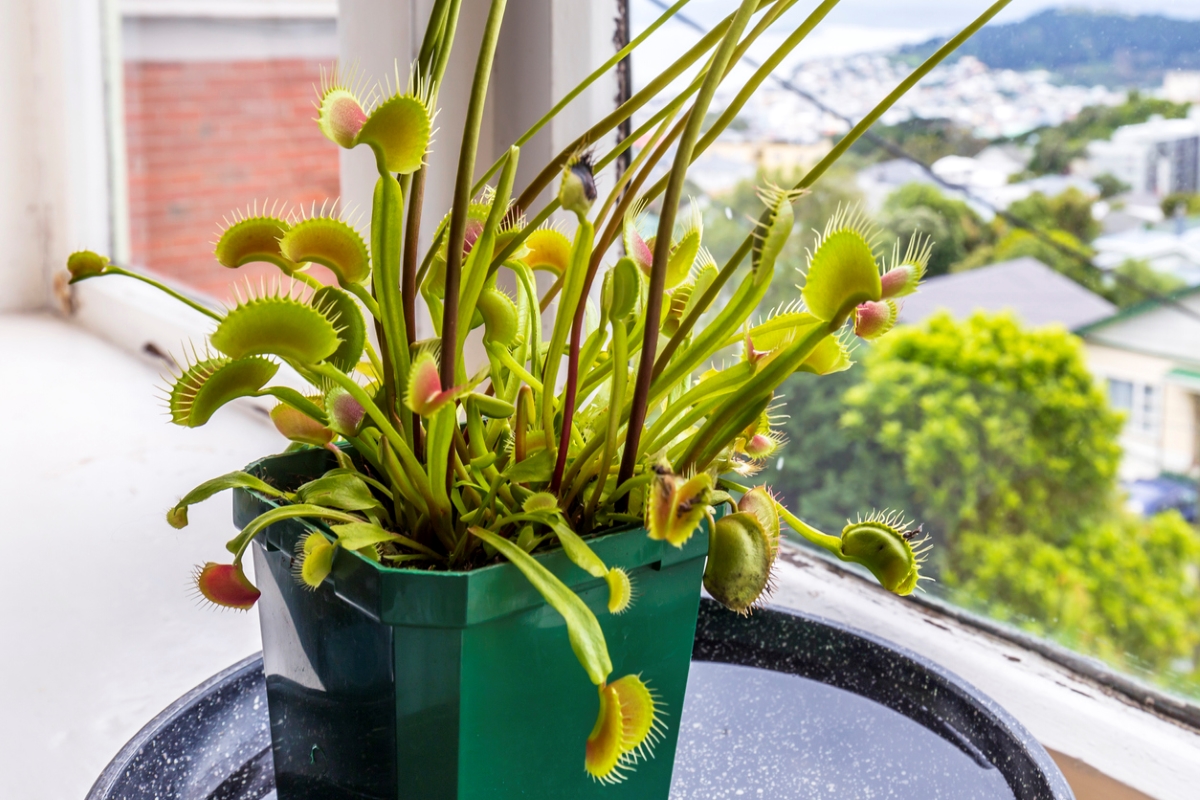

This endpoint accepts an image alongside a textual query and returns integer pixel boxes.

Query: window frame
[43,3,1200,798]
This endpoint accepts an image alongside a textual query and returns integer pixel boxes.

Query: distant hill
[897,9,1200,87]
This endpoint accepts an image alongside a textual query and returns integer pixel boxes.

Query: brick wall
[125,59,341,302]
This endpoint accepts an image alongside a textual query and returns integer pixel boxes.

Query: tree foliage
[951,512,1200,677]
[1008,187,1100,242]
[1022,92,1190,175]
[773,310,1200,687]
[839,312,1123,548]
[880,183,992,277]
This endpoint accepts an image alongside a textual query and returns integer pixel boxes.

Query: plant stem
[441,0,507,392]
[511,0,770,214]
[653,0,1013,379]
[617,0,761,500]
[471,0,697,196]
[98,267,222,321]
[773,501,843,556]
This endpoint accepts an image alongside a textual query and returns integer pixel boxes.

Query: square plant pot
[234,447,710,800]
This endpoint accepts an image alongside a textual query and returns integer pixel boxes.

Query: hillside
[898,9,1200,87]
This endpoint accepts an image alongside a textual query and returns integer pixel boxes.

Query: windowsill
[770,543,1200,800]
[0,311,282,800]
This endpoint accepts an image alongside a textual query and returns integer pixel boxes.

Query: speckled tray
[86,600,1073,800]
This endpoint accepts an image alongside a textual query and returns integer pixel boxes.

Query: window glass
[1108,378,1133,411]
[631,1,1200,702]
[120,9,340,303]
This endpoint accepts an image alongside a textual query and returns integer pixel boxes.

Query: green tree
[880,183,991,277]
[1093,172,1130,199]
[771,311,1199,689]
[847,117,989,164]
[838,312,1123,549]
[1023,92,1190,175]
[952,511,1200,677]
[1008,187,1100,242]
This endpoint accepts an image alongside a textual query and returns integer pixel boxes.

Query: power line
[645,0,1200,326]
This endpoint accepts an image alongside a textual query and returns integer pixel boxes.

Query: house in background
[1075,286,1200,480]
[894,257,1200,483]
[896,256,1116,329]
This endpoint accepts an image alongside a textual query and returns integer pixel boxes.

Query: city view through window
[630,1,1200,700]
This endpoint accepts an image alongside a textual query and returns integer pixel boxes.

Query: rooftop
[896,257,1116,330]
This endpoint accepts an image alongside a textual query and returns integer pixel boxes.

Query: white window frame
[16,2,1200,797]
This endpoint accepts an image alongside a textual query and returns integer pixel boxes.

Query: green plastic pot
[234,447,710,800]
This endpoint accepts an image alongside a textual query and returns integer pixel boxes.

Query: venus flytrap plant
[65,0,1009,784]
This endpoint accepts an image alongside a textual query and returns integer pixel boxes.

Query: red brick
[125,58,341,304]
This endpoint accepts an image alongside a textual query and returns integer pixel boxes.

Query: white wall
[0,0,112,313]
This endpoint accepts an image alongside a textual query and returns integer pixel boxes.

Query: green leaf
[328,521,442,559]
[802,227,881,325]
[169,356,279,427]
[214,214,299,273]
[752,189,794,281]
[356,93,432,175]
[168,471,289,528]
[471,527,613,686]
[279,218,371,285]
[311,286,366,372]
[664,227,700,290]
[466,391,515,418]
[295,469,380,511]
[210,291,341,364]
[260,386,329,425]
[504,449,554,483]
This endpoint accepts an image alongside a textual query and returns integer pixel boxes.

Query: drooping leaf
[703,511,773,614]
[471,527,613,686]
[168,355,279,427]
[193,562,261,610]
[168,470,289,528]
[329,521,441,558]
[295,470,380,511]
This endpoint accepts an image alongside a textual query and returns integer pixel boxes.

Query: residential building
[1085,110,1200,198]
[1164,70,1200,104]
[1091,225,1200,284]
[1076,286,1200,479]
[896,256,1116,330]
